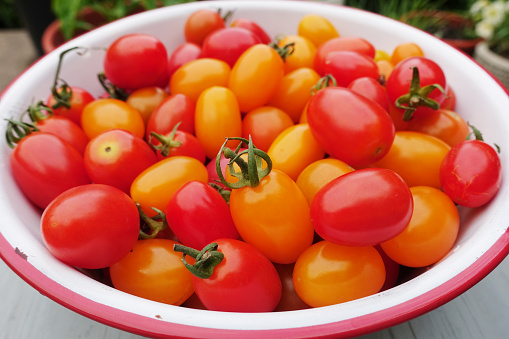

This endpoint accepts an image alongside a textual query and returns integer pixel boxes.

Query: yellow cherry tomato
[293,241,386,307]
[267,67,320,123]
[371,131,451,188]
[170,58,231,102]
[374,49,391,62]
[381,186,460,267]
[126,86,169,124]
[278,35,316,74]
[267,124,325,181]
[131,156,208,216]
[109,239,194,305]
[228,44,284,112]
[296,158,354,205]
[297,14,340,47]
[195,86,242,159]
[390,42,425,66]
[81,98,145,139]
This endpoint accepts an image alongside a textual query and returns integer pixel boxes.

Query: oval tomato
[381,186,460,267]
[273,263,310,311]
[202,27,261,67]
[167,42,203,79]
[109,239,194,305]
[231,18,272,44]
[84,129,158,194]
[150,128,206,163]
[166,181,239,249]
[310,168,413,247]
[307,86,395,167]
[46,86,95,127]
[104,33,169,90]
[41,184,139,269]
[184,9,225,45]
[293,241,386,307]
[277,34,316,73]
[321,51,379,87]
[145,93,195,140]
[126,86,169,125]
[348,76,390,112]
[297,14,339,47]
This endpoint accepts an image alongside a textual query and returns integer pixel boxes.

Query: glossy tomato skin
[126,86,169,125]
[440,140,502,207]
[273,263,310,311]
[297,14,339,47]
[184,9,225,45]
[293,241,386,307]
[145,93,195,140]
[307,86,395,167]
[81,98,145,139]
[278,35,316,74]
[228,44,284,112]
[104,34,169,90]
[229,170,315,264]
[153,130,206,164]
[321,51,379,87]
[109,239,194,305]
[84,129,158,194]
[10,132,91,209]
[314,36,376,75]
[202,27,261,67]
[195,86,242,159]
[311,168,413,247]
[167,42,203,79]
[46,86,95,126]
[191,238,282,312]
[34,115,89,155]
[231,18,272,44]
[267,124,325,181]
[130,156,208,217]
[372,131,451,189]
[41,184,140,269]
[348,76,390,112]
[381,186,460,267]
[166,181,239,249]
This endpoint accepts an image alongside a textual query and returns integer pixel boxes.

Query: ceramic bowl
[1,1,509,338]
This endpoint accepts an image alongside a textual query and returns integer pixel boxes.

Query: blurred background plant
[470,0,509,58]
[0,0,23,29]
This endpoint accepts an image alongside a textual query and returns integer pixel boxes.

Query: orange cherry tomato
[184,9,225,45]
[296,158,354,205]
[377,59,395,81]
[371,131,451,188]
[81,98,145,139]
[126,86,169,124]
[229,169,315,264]
[390,42,425,65]
[407,108,469,147]
[109,239,194,305]
[297,14,339,47]
[228,44,284,112]
[131,156,208,217]
[267,124,325,181]
[381,186,460,267]
[242,106,294,152]
[293,241,386,307]
[169,58,231,102]
[277,35,316,73]
[195,86,242,159]
[267,67,321,123]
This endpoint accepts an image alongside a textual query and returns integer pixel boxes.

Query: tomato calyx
[149,122,183,157]
[215,136,272,189]
[173,242,224,279]
[311,74,337,95]
[23,100,54,123]
[269,38,296,61]
[97,72,129,101]
[466,123,501,153]
[209,182,231,204]
[4,119,38,148]
[136,203,169,239]
[395,67,447,121]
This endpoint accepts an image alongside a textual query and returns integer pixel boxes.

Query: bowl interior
[1,1,509,338]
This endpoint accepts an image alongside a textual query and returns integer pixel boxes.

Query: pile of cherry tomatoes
[5,7,503,313]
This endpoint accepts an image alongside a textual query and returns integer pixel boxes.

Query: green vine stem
[269,37,296,62]
[395,66,447,121]
[215,136,272,190]
[173,242,224,279]
[4,119,38,149]
[97,72,129,101]
[311,74,337,95]
[148,122,183,157]
[136,203,168,239]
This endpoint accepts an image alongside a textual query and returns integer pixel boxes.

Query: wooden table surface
[1,29,509,339]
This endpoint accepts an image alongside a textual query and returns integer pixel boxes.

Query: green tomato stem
[136,203,168,239]
[173,242,224,279]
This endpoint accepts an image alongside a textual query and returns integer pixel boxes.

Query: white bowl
[1,1,509,338]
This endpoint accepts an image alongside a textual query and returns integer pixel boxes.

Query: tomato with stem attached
[126,86,169,125]
[145,93,195,140]
[184,9,226,46]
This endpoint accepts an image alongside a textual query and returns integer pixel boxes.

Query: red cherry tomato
[202,27,261,67]
[321,51,379,87]
[166,181,239,249]
[440,138,502,207]
[104,34,169,90]
[41,184,140,269]
[231,18,272,44]
[307,86,395,167]
[46,86,95,127]
[184,9,225,46]
[145,93,195,140]
[310,168,413,247]
[348,76,390,112]
[84,129,158,194]
[150,128,206,164]
[273,263,310,311]
[175,239,282,312]
[167,42,203,79]
[9,130,91,209]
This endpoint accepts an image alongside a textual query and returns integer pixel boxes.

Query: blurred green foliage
[0,0,23,28]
